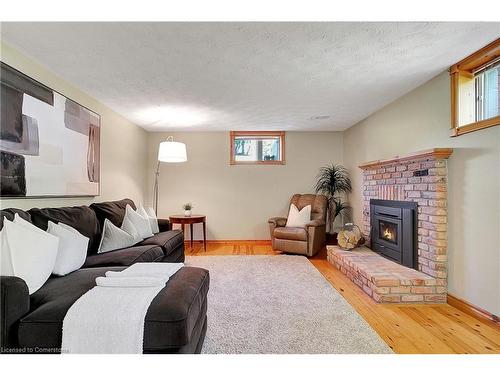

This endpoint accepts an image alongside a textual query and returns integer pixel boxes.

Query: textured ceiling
[1,22,499,132]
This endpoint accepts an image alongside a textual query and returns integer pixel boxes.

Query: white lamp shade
[158,141,187,162]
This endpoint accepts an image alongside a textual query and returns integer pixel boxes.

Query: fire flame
[383,228,393,240]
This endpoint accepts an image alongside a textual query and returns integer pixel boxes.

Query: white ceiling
[1,22,499,132]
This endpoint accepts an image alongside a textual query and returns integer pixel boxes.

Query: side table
[169,215,207,252]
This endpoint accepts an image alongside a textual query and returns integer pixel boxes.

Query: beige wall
[148,132,343,240]
[343,72,500,315]
[0,43,149,210]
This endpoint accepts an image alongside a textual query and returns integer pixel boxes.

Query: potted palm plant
[314,164,352,243]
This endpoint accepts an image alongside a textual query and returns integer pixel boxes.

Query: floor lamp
[153,136,187,215]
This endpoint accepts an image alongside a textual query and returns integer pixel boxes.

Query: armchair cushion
[273,227,307,241]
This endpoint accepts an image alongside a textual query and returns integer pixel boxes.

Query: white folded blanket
[95,276,166,287]
[105,262,184,280]
[61,262,184,354]
[62,284,162,354]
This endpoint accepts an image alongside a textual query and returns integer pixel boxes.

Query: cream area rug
[185,255,392,354]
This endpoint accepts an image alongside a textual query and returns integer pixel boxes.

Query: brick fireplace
[327,148,453,303]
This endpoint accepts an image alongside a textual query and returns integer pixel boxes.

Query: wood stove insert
[370,199,417,269]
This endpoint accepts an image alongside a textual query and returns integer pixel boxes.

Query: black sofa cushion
[138,230,184,256]
[83,245,164,268]
[160,243,185,263]
[28,206,101,255]
[158,218,171,232]
[89,198,136,229]
[17,266,209,352]
[0,208,31,229]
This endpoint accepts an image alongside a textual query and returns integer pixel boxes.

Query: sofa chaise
[0,199,209,354]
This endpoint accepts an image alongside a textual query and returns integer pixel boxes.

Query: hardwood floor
[187,240,276,256]
[186,241,500,354]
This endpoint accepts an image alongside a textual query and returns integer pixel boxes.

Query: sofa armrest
[268,217,287,227]
[158,218,171,232]
[1,276,30,349]
[305,219,325,229]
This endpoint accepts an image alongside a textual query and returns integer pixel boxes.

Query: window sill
[450,115,500,137]
[230,160,286,165]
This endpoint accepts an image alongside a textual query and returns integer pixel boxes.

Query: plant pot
[184,210,191,217]
[326,232,338,245]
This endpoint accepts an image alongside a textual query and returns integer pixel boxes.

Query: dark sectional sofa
[0,199,209,354]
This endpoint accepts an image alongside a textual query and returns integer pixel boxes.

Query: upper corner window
[230,131,285,165]
[450,38,500,137]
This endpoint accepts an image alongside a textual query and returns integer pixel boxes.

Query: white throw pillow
[58,222,82,235]
[0,223,14,276]
[136,206,153,232]
[136,205,160,234]
[1,219,59,294]
[136,205,148,218]
[285,204,312,228]
[144,206,160,234]
[47,221,89,276]
[121,215,142,243]
[13,213,42,231]
[123,205,153,239]
[98,218,136,253]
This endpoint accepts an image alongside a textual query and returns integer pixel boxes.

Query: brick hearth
[327,148,452,304]
[327,246,447,303]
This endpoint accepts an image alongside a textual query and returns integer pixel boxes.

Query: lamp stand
[153,160,160,215]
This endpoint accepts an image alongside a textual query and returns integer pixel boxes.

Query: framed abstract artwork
[0,62,100,197]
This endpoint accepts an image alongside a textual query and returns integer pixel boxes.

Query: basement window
[474,63,499,122]
[230,131,285,165]
[450,38,500,136]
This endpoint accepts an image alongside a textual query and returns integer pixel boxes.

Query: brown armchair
[268,194,327,257]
